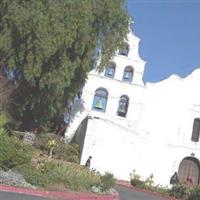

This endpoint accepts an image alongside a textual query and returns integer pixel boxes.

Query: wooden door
[178,157,200,186]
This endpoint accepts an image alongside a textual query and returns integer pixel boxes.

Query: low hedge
[130,170,200,200]
[34,133,80,163]
[0,129,36,170]
[14,160,115,193]
[187,187,200,200]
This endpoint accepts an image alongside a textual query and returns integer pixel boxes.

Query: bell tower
[81,26,146,121]
[65,24,147,183]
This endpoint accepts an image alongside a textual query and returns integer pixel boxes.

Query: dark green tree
[0,0,129,130]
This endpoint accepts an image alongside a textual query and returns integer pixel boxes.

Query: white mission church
[65,22,200,187]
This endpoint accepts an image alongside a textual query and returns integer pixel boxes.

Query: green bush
[15,161,115,193]
[15,161,101,191]
[34,133,80,163]
[10,130,25,140]
[14,163,48,187]
[145,174,154,187]
[187,187,200,200]
[33,133,59,151]
[130,178,145,188]
[0,113,10,127]
[0,129,35,170]
[0,112,20,132]
[54,143,80,163]
[169,184,187,199]
[100,172,115,192]
[130,169,145,188]
[130,170,170,196]
[155,187,169,196]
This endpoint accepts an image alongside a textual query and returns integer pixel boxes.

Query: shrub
[130,170,170,196]
[153,185,170,196]
[33,133,59,152]
[9,130,25,140]
[0,112,20,132]
[169,184,187,199]
[130,169,145,188]
[14,163,48,187]
[100,172,115,192]
[187,187,200,200]
[15,161,101,192]
[145,174,154,187]
[15,161,115,193]
[54,143,80,163]
[0,129,35,170]
[130,178,145,188]
[34,133,80,163]
[0,113,10,127]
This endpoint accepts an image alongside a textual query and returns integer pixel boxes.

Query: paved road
[0,186,168,200]
[0,191,56,200]
[116,185,167,200]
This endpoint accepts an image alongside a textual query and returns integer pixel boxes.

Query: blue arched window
[119,43,129,56]
[92,88,108,112]
[117,95,129,117]
[104,62,116,78]
[122,66,134,82]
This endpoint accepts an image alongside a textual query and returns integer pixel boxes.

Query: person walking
[85,156,92,169]
[170,172,179,186]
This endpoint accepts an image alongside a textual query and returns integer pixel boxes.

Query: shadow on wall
[69,98,85,123]
[71,116,89,160]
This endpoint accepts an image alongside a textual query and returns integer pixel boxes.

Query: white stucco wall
[65,28,200,186]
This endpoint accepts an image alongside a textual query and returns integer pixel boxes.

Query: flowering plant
[47,139,58,148]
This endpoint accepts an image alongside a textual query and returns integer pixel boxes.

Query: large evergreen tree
[0,0,129,130]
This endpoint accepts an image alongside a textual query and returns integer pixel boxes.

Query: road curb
[0,184,119,200]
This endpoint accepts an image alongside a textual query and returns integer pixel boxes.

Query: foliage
[129,170,200,199]
[14,163,49,187]
[169,184,187,199]
[153,185,170,196]
[0,112,20,132]
[9,130,25,140]
[33,133,53,151]
[130,169,141,181]
[130,169,145,188]
[100,172,115,192]
[47,139,58,148]
[0,129,35,170]
[130,170,169,196]
[0,0,129,129]
[169,184,200,200]
[0,112,11,127]
[0,70,16,113]
[54,143,80,163]
[34,133,80,163]
[15,161,102,192]
[187,187,200,200]
[130,178,145,188]
[144,173,154,188]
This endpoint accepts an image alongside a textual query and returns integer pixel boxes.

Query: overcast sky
[127,0,200,83]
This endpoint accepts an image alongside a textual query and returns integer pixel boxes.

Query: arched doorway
[178,157,200,186]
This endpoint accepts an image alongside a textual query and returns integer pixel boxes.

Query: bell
[119,49,127,56]
[118,102,126,113]
[95,98,104,110]
[108,68,114,75]
[124,72,129,79]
